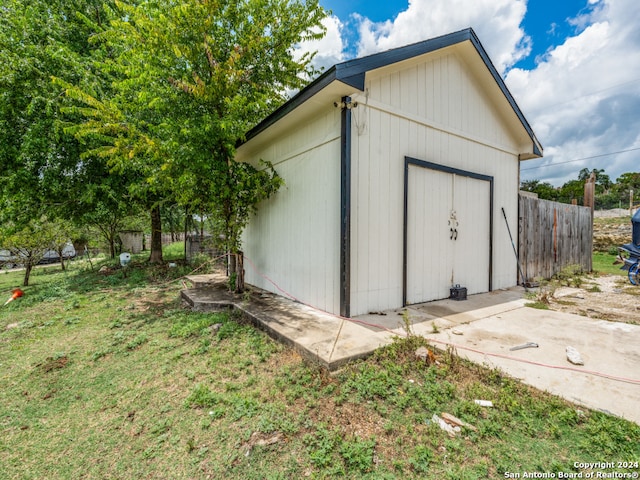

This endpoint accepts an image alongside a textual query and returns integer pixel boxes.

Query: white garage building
[237,28,542,318]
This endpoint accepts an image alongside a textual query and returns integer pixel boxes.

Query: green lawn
[1,248,638,479]
[592,251,627,276]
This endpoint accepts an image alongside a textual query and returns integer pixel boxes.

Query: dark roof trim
[237,66,337,146]
[334,28,473,90]
[462,30,543,157]
[240,28,541,156]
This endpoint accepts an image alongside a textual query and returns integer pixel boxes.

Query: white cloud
[508,0,640,185]
[354,0,531,74]
[303,0,639,186]
[295,15,346,73]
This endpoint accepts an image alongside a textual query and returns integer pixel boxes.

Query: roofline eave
[238,28,541,153]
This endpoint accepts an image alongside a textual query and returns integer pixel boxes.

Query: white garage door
[406,163,491,304]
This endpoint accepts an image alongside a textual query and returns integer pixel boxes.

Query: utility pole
[631,189,634,216]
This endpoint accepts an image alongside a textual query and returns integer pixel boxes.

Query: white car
[0,243,77,267]
[39,243,77,265]
[0,249,18,268]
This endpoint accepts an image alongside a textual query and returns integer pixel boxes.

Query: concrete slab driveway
[184,275,640,425]
[405,291,640,425]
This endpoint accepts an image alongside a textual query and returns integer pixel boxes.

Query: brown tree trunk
[58,248,66,271]
[236,251,244,293]
[184,206,189,261]
[149,205,164,264]
[23,263,32,287]
[227,252,244,293]
[109,235,116,259]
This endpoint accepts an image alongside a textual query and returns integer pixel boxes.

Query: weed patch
[37,353,69,373]
[168,310,226,338]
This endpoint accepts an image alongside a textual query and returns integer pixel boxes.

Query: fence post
[583,172,595,217]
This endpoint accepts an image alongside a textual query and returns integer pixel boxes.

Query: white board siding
[350,104,405,316]
[365,51,521,156]
[406,168,491,304]
[241,109,342,315]
[239,45,528,318]
[349,53,521,317]
[406,167,454,303]
[452,175,491,294]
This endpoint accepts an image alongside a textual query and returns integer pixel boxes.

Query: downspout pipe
[340,96,352,318]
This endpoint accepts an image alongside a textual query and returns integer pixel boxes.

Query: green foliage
[520,180,560,201]
[184,384,222,409]
[522,169,639,207]
[0,0,114,225]
[2,0,328,266]
[303,426,377,473]
[525,300,550,310]
[593,251,627,276]
[304,426,342,469]
[168,311,226,339]
[220,160,284,254]
[553,264,585,287]
[339,436,376,473]
[525,264,588,309]
[409,445,434,474]
[580,412,640,456]
[55,0,327,265]
[0,216,70,285]
[578,168,611,192]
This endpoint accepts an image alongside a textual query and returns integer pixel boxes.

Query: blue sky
[307,0,640,187]
[321,0,590,69]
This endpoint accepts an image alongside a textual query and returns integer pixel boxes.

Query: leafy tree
[58,0,327,287]
[558,179,585,204]
[162,203,186,244]
[47,219,77,271]
[614,172,640,200]
[578,168,611,194]
[0,217,61,286]
[520,180,559,201]
[524,170,639,209]
[0,0,119,240]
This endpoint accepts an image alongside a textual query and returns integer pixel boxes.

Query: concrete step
[180,284,395,370]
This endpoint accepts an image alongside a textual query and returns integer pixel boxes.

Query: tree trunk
[227,252,244,293]
[149,205,164,264]
[23,263,32,287]
[109,235,116,259]
[236,251,244,293]
[224,198,237,288]
[58,248,66,271]
[184,206,189,261]
[200,209,205,242]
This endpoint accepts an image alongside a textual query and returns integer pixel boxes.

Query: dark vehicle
[618,209,640,285]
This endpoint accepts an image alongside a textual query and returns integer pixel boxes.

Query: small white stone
[566,346,584,365]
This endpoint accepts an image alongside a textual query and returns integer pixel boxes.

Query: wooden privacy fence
[518,194,593,281]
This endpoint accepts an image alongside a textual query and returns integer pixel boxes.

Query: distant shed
[237,28,542,318]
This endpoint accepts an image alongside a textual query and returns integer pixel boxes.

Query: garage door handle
[450,228,454,240]
[453,229,458,241]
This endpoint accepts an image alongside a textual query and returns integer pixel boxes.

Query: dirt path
[549,275,640,324]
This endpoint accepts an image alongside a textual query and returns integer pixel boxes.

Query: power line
[527,77,640,113]
[521,146,640,171]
